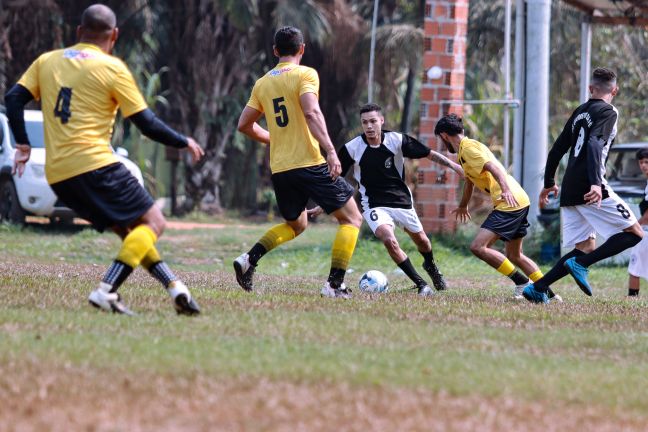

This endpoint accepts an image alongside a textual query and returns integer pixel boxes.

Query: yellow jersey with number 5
[17,43,148,184]
[246,62,326,174]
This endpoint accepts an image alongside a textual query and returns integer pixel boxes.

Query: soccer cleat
[522,283,549,304]
[548,293,563,303]
[88,282,135,316]
[233,253,256,292]
[167,280,200,316]
[564,257,592,296]
[423,262,447,291]
[320,282,352,299]
[417,284,434,297]
[513,284,526,300]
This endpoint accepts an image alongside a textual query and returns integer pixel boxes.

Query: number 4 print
[54,87,73,124]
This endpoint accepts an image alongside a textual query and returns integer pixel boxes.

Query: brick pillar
[416,0,469,233]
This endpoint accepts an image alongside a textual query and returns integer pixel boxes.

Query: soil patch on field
[1,361,645,432]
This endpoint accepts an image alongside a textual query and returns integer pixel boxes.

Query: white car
[0,108,144,224]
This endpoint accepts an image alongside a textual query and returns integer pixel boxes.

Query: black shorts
[481,206,530,241]
[50,162,155,232]
[271,164,354,221]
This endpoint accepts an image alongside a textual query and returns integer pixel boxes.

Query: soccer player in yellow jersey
[5,4,205,315]
[235,26,363,298]
[434,114,561,301]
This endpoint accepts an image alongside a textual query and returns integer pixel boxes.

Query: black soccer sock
[327,268,347,289]
[628,288,640,296]
[102,260,133,293]
[146,261,178,288]
[509,270,529,286]
[420,250,434,266]
[575,232,642,267]
[397,257,427,288]
[534,249,585,292]
[247,243,267,266]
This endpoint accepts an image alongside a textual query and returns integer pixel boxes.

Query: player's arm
[583,109,617,206]
[237,106,270,144]
[428,150,464,177]
[452,180,474,222]
[299,92,340,178]
[4,83,36,176]
[128,109,203,162]
[542,119,573,205]
[401,134,464,177]
[483,161,519,208]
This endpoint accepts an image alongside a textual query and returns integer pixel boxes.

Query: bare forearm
[240,123,270,144]
[429,150,462,172]
[484,162,511,193]
[305,111,335,155]
[458,181,474,207]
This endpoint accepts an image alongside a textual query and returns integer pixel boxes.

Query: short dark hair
[274,26,304,56]
[591,67,617,93]
[636,147,648,161]
[360,103,382,115]
[434,113,464,136]
[81,4,116,32]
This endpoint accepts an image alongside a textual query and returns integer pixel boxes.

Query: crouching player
[627,147,648,297]
[435,114,560,301]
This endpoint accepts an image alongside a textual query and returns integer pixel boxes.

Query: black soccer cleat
[233,253,256,292]
[423,262,447,291]
[174,293,201,316]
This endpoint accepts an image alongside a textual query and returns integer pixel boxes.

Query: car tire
[0,179,27,224]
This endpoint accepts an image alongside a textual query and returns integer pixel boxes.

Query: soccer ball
[358,270,389,293]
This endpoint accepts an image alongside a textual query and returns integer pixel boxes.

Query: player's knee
[470,241,486,258]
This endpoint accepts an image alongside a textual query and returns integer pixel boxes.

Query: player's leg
[233,170,306,291]
[564,198,642,295]
[470,228,530,288]
[503,238,560,300]
[524,206,596,302]
[373,222,430,295]
[406,229,446,291]
[627,233,648,297]
[324,197,362,297]
[628,275,640,297]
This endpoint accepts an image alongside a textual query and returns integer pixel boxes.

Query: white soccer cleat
[167,280,200,316]
[88,282,135,316]
[513,283,527,300]
[548,293,563,303]
[417,285,435,297]
[320,282,352,299]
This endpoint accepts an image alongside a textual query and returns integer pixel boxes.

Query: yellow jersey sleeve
[246,83,263,112]
[17,54,44,100]
[298,68,319,97]
[112,61,148,117]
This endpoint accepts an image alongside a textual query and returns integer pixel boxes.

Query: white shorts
[628,228,648,280]
[363,207,424,234]
[561,193,638,247]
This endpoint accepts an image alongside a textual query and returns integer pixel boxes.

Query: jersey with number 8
[17,43,147,184]
[246,62,325,174]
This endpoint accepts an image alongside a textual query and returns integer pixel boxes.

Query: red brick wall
[417,0,469,233]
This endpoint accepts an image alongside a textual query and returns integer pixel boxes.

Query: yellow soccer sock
[116,225,157,268]
[140,246,162,270]
[529,270,544,283]
[496,259,516,277]
[258,223,296,252]
[330,224,360,271]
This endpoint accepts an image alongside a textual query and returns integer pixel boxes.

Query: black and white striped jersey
[338,130,431,212]
[544,98,618,206]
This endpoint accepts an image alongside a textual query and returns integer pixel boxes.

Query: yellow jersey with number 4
[458,137,530,211]
[17,43,147,184]
[246,62,326,174]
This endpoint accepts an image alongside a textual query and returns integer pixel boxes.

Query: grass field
[1,219,648,431]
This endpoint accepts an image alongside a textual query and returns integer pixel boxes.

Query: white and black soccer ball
[358,270,389,293]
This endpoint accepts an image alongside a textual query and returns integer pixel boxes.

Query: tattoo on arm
[430,151,452,168]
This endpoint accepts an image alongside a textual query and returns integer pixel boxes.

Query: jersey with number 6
[17,43,148,184]
[246,62,326,174]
